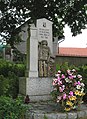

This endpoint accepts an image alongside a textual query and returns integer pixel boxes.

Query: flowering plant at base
[52,69,85,112]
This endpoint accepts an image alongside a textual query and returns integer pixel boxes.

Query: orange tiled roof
[58,47,87,57]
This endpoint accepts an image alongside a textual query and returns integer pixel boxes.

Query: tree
[0,0,87,46]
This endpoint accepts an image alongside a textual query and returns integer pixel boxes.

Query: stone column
[29,25,38,77]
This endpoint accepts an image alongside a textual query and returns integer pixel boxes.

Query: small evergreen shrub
[0,59,26,77]
[0,96,28,119]
[0,72,19,98]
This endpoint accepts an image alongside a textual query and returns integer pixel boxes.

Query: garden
[0,59,87,118]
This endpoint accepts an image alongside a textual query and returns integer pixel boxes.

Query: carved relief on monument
[38,40,55,77]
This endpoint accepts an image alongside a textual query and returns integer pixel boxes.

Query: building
[56,47,87,66]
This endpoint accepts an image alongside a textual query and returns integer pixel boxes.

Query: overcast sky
[60,25,87,48]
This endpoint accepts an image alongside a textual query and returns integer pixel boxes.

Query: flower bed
[52,69,85,111]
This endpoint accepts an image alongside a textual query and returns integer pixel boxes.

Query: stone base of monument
[19,77,53,102]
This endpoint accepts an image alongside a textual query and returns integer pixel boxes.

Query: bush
[0,59,26,98]
[0,59,26,77]
[77,65,87,103]
[0,75,9,96]
[0,72,19,98]
[0,96,28,119]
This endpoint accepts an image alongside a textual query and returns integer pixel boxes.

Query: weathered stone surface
[25,102,87,119]
[77,111,85,118]
[33,113,44,119]
[46,113,57,119]
[56,113,67,119]
[67,112,77,119]
[26,77,53,102]
[84,110,87,117]
[19,77,26,95]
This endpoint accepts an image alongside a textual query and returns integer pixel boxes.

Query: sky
[60,25,87,48]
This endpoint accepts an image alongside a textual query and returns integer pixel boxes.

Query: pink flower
[53,78,57,86]
[59,87,63,92]
[63,93,67,100]
[61,74,65,79]
[74,82,77,86]
[77,81,81,85]
[67,69,71,74]
[69,91,73,96]
[68,95,71,99]
[57,76,61,81]
[58,80,62,85]
[57,96,62,102]
[73,75,76,78]
[68,75,73,79]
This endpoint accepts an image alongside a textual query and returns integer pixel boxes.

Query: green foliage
[13,49,26,63]
[0,59,25,98]
[7,72,19,98]
[0,59,26,77]
[77,65,87,102]
[0,0,87,45]
[0,72,19,98]
[0,75,9,96]
[44,115,48,119]
[56,62,70,73]
[0,96,28,119]
[51,89,58,102]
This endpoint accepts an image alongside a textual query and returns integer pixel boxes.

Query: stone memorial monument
[19,18,55,102]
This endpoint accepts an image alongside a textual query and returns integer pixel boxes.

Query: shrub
[0,75,10,96]
[0,96,28,119]
[77,65,87,102]
[0,59,26,77]
[0,72,19,98]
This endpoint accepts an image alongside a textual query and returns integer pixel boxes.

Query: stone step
[25,101,87,119]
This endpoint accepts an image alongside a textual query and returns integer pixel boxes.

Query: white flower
[72,69,76,72]
[58,70,61,73]
[76,85,81,89]
[73,106,76,109]
[55,74,59,77]
[65,78,69,82]
[81,88,84,93]
[77,74,82,78]
[81,83,85,87]
[57,96,62,102]
[79,78,82,81]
